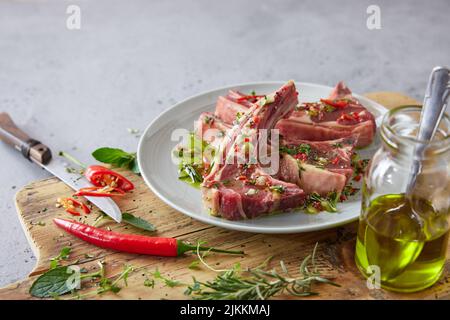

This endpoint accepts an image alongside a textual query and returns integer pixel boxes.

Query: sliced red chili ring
[320,98,349,109]
[84,165,134,192]
[74,186,126,197]
[56,197,91,216]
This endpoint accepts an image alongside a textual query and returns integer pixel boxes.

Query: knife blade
[41,157,122,222]
[0,112,122,222]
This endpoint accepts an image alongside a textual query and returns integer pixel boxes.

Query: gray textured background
[0,0,449,286]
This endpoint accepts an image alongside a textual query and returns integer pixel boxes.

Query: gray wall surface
[0,0,449,286]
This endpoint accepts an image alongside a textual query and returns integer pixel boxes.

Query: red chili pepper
[59,152,134,192]
[85,165,134,192]
[74,186,126,197]
[53,218,244,257]
[56,197,90,216]
[320,98,349,109]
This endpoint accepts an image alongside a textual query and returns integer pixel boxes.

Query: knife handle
[0,112,52,165]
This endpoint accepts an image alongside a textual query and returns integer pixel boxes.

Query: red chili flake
[237,95,265,103]
[244,137,250,143]
[338,111,361,123]
[313,202,323,211]
[294,153,308,162]
[353,174,362,182]
[340,194,347,202]
[237,175,247,181]
[338,113,353,121]
[331,157,340,165]
[253,116,260,124]
[350,112,360,121]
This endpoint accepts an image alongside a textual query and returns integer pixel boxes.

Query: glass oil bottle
[355,106,450,292]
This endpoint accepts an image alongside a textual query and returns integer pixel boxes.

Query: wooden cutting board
[1,92,449,300]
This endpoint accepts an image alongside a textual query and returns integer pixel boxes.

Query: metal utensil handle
[417,67,450,141]
[406,66,450,194]
[0,112,52,165]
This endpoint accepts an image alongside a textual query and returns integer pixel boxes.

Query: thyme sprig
[185,243,339,300]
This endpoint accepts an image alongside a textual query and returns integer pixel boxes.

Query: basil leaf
[92,147,140,174]
[92,148,131,164]
[29,266,74,298]
[122,213,156,232]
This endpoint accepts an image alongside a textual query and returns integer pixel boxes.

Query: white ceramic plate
[137,82,387,233]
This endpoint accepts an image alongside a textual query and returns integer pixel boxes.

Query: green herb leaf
[121,212,156,232]
[49,247,71,269]
[97,264,133,295]
[188,260,201,270]
[185,243,339,300]
[269,185,285,194]
[92,147,132,164]
[29,266,74,298]
[280,143,311,156]
[179,163,203,184]
[305,192,339,213]
[144,278,155,288]
[152,268,182,288]
[92,147,140,174]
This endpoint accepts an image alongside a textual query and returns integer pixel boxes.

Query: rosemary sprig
[185,243,339,300]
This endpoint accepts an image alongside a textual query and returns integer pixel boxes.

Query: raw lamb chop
[214,82,376,148]
[201,81,306,220]
[276,82,376,147]
[194,112,355,194]
[278,137,356,195]
[195,112,231,148]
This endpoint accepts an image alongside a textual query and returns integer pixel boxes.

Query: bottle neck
[380,106,450,161]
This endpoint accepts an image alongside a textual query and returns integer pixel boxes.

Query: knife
[0,112,122,222]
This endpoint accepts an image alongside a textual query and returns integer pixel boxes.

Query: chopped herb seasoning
[203,116,213,125]
[280,143,311,156]
[269,185,285,194]
[245,188,258,196]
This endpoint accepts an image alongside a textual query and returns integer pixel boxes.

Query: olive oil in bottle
[355,193,449,292]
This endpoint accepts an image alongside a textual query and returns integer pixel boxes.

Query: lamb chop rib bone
[201,81,305,220]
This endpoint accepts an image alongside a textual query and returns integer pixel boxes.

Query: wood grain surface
[1,92,448,300]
